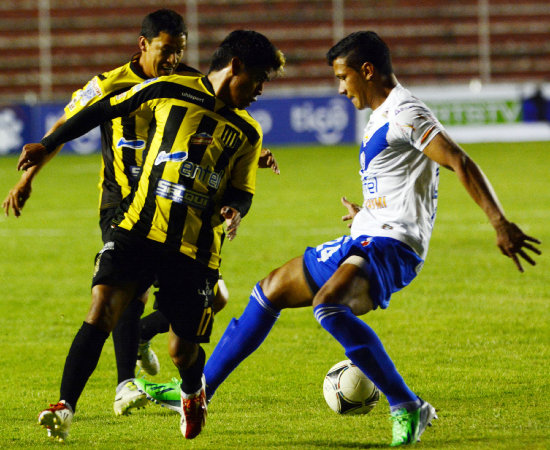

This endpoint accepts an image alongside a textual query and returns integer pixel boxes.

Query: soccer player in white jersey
[198,31,541,446]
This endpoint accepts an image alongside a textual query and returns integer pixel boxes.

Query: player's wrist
[492,216,510,231]
[40,136,56,154]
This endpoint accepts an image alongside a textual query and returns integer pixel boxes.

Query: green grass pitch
[0,142,548,449]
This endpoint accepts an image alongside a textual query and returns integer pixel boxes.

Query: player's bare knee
[260,257,313,309]
[87,284,136,332]
[347,297,373,316]
[312,261,374,316]
[258,271,285,308]
[312,281,346,310]
[168,335,198,370]
[87,287,115,331]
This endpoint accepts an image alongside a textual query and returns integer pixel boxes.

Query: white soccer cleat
[113,379,148,416]
[38,400,74,442]
[137,340,160,376]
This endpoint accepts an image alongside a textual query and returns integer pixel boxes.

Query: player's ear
[230,57,244,76]
[138,36,148,53]
[360,62,375,81]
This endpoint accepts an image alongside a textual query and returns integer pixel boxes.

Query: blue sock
[314,304,417,407]
[204,283,280,399]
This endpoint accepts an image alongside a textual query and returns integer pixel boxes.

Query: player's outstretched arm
[423,132,541,272]
[258,148,280,174]
[5,115,67,215]
[21,95,130,173]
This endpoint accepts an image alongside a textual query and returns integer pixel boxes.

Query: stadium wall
[0,82,549,155]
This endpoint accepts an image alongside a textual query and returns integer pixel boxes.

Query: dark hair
[326,31,393,76]
[208,30,284,76]
[140,9,187,41]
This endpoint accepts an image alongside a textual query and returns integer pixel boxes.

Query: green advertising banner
[425,100,522,125]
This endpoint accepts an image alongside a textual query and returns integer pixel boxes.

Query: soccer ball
[323,359,380,415]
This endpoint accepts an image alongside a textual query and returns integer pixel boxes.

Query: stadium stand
[0,0,548,102]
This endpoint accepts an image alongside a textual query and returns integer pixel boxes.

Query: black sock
[112,299,145,384]
[60,322,109,411]
[139,310,170,342]
[179,346,206,395]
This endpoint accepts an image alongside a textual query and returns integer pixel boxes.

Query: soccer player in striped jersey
[23,30,284,441]
[189,31,539,446]
[5,8,278,418]
[3,9,199,417]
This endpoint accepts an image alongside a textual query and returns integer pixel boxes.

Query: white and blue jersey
[351,83,442,260]
[303,84,444,308]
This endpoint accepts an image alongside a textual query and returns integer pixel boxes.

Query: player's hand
[221,206,241,241]
[495,221,541,272]
[17,143,48,171]
[258,148,280,174]
[341,196,361,228]
[2,179,32,217]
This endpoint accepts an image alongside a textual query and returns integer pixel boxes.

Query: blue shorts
[302,235,423,309]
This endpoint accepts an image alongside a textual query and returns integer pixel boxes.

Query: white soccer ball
[323,359,380,415]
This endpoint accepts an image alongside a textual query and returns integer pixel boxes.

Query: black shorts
[96,207,152,298]
[93,228,219,343]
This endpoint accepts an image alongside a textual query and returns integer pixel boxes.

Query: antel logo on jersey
[154,151,189,166]
[116,137,146,149]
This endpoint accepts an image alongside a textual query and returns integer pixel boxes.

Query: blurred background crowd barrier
[0,0,548,152]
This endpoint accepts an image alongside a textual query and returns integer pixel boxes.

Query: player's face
[227,65,268,109]
[332,57,369,110]
[140,31,186,78]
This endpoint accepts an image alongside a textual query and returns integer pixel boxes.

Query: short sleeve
[64,76,107,119]
[394,102,444,152]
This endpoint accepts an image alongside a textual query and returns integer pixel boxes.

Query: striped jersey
[64,55,201,210]
[103,75,263,269]
[350,84,443,260]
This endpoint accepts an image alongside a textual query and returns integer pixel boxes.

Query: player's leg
[310,237,436,445]
[312,262,419,407]
[113,288,148,382]
[39,283,137,440]
[111,282,154,415]
[204,256,313,400]
[133,276,229,410]
[135,275,227,377]
[168,330,207,439]
[155,252,218,439]
[99,207,156,386]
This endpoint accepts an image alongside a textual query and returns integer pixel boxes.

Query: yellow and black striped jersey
[57,75,262,269]
[64,55,202,210]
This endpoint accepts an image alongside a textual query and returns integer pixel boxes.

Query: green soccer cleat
[390,399,437,446]
[134,377,182,414]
